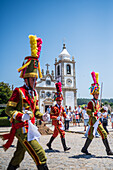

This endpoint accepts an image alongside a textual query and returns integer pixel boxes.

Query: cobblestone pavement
[0,130,113,170]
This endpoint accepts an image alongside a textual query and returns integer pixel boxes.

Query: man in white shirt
[82,106,89,131]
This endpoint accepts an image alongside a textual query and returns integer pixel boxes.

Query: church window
[67,64,71,74]
[41,91,45,98]
[57,65,60,76]
[46,92,51,97]
[46,80,51,86]
[52,92,55,98]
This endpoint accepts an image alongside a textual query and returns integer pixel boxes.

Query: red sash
[0,122,27,151]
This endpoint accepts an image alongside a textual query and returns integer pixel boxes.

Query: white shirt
[77,107,82,113]
[65,111,71,120]
[82,109,89,119]
[102,112,108,121]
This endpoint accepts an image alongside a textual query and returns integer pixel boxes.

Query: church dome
[59,44,71,61]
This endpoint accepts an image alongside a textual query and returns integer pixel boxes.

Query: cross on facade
[46,63,50,70]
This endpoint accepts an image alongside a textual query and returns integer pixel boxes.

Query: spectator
[65,109,70,131]
[75,110,80,126]
[64,105,68,112]
[110,112,113,129]
[102,106,109,134]
[46,106,51,122]
[69,106,73,122]
[47,105,51,114]
[73,106,77,126]
[82,106,89,131]
[77,105,82,123]
[73,111,76,126]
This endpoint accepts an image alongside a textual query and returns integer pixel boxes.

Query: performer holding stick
[46,82,71,151]
[1,35,49,170]
[81,71,113,155]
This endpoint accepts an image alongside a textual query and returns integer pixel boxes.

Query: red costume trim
[1,122,26,151]
[23,140,41,165]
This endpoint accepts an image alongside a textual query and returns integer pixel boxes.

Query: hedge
[0,117,11,127]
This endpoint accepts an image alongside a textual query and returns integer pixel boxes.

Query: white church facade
[36,44,77,113]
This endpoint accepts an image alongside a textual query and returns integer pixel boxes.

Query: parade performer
[46,82,71,151]
[1,35,49,170]
[81,71,113,155]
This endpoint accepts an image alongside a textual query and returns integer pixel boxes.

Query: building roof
[59,44,71,61]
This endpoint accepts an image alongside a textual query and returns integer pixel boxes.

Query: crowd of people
[46,104,113,134]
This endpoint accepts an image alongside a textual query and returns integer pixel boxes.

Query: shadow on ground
[45,149,60,153]
[69,154,113,159]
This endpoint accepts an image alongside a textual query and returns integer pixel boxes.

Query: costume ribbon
[0,122,26,151]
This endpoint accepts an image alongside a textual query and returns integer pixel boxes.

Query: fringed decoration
[29,35,38,57]
[95,72,99,84]
[18,60,31,72]
[36,38,43,58]
[91,71,97,84]
[38,62,42,78]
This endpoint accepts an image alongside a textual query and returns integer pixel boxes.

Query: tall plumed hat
[18,35,42,79]
[90,71,100,95]
[54,82,63,101]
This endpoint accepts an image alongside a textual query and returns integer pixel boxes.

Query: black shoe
[37,163,49,170]
[64,147,71,152]
[46,136,55,150]
[107,150,113,155]
[102,138,113,155]
[7,163,19,170]
[61,138,71,152]
[46,143,53,150]
[81,148,91,155]
[81,138,92,155]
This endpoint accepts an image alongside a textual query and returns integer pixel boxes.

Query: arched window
[67,64,71,74]
[57,65,60,76]
[41,91,45,98]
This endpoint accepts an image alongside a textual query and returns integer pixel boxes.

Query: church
[36,43,77,113]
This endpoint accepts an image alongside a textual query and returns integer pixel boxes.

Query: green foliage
[0,82,12,104]
[77,98,90,105]
[0,117,11,127]
[77,98,113,106]
[110,103,113,107]
[0,108,7,117]
[101,99,113,104]
[104,101,109,105]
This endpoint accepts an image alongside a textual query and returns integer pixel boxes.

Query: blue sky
[0,0,113,99]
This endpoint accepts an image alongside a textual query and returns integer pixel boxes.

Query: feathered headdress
[90,71,100,95]
[54,82,63,101]
[18,35,42,79]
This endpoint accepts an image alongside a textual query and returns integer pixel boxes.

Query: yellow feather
[95,72,99,83]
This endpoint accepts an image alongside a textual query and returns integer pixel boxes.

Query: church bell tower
[54,44,77,109]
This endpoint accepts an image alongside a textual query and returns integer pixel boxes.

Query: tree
[104,101,109,105]
[0,82,12,104]
[110,103,113,107]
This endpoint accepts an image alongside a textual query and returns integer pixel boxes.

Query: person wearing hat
[46,82,71,151]
[81,71,113,155]
[1,35,49,170]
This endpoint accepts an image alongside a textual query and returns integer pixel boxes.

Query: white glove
[42,113,50,121]
[22,114,30,122]
[97,112,102,117]
[24,110,32,115]
[57,116,60,120]
[22,110,32,122]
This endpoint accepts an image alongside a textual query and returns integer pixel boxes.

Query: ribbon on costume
[93,112,101,136]
[0,122,26,151]
[59,121,65,130]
